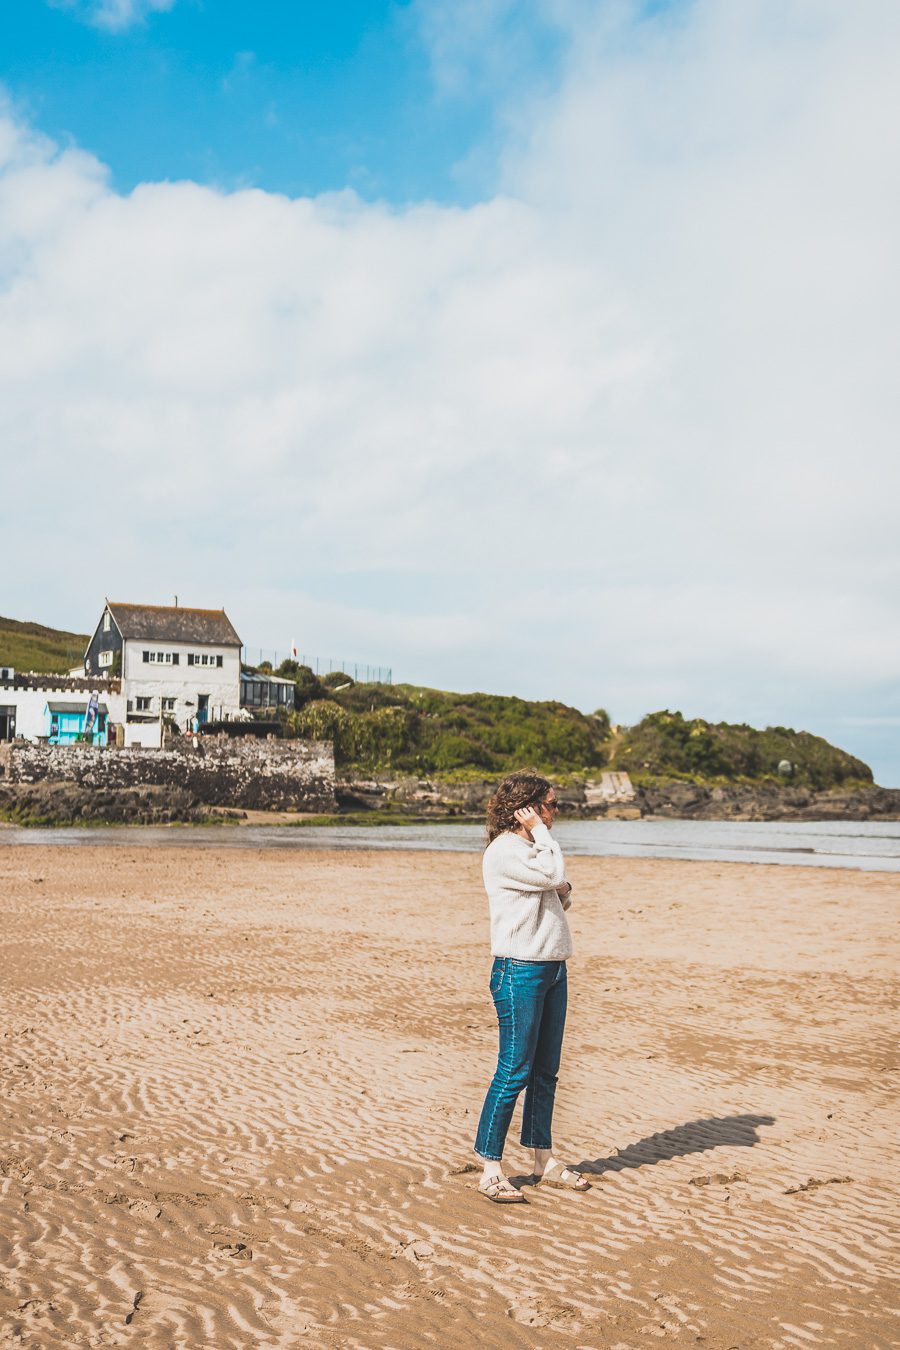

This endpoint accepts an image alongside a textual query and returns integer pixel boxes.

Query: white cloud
[48,0,176,33]
[416,0,554,98]
[2,0,900,781]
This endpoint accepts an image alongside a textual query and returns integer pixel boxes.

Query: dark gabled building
[84,601,243,740]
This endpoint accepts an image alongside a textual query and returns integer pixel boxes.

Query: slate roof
[106,604,242,647]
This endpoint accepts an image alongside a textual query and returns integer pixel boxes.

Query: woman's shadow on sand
[511,1113,775,1186]
[574,1112,776,1178]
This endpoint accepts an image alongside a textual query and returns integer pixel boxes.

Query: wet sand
[0,845,896,1348]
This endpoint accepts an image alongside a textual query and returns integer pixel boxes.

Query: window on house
[99,651,113,668]
[162,697,175,712]
[188,653,220,667]
[103,612,110,632]
[136,696,151,712]
[144,651,176,665]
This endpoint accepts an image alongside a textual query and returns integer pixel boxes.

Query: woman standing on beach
[474,773,590,1203]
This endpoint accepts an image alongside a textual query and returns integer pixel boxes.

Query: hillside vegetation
[0,615,88,675]
[0,615,871,789]
[266,663,871,788]
[276,667,610,777]
[611,710,871,791]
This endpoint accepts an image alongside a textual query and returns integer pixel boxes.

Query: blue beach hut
[45,701,109,745]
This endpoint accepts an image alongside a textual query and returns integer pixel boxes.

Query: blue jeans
[474,957,568,1162]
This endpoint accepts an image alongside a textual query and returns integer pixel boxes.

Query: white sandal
[532,1162,591,1191]
[478,1173,527,1204]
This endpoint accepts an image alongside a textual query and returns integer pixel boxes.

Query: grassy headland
[607,709,871,792]
[0,615,89,675]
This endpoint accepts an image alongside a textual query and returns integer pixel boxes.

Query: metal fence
[243,650,392,685]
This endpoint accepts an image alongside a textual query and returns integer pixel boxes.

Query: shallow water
[3,818,900,871]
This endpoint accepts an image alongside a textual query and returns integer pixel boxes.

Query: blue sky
[1,0,899,784]
[2,0,562,202]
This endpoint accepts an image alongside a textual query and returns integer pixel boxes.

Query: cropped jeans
[474,957,568,1162]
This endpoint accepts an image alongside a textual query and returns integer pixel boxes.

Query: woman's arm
[488,822,566,891]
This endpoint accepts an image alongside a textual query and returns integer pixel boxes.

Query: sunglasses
[540,799,560,812]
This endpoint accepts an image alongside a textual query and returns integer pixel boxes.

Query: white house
[84,602,243,747]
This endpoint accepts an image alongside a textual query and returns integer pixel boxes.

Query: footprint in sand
[784,1175,853,1195]
[689,1172,748,1187]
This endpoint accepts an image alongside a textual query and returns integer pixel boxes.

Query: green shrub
[614,710,871,789]
[283,683,610,777]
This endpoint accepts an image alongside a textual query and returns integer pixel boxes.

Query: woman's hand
[513,806,541,833]
[556,881,572,900]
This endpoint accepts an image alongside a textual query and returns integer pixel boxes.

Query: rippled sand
[0,845,896,1348]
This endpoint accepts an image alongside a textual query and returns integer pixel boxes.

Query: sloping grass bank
[0,615,88,675]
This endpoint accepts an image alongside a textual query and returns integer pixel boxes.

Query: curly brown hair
[485,772,554,844]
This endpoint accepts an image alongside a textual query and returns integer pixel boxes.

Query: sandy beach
[0,844,896,1349]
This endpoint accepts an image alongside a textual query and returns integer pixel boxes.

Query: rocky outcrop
[336,775,900,822]
[336,778,493,816]
[635,780,900,821]
[0,782,206,826]
[3,753,895,826]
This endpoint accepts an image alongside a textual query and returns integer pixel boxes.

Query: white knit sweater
[482,821,573,961]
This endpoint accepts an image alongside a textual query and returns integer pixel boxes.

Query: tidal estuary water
[3,818,899,871]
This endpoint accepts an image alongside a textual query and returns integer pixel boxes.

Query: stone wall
[0,737,335,812]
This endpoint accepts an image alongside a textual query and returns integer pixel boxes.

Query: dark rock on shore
[336,776,900,823]
[4,772,895,828]
[634,780,900,821]
[336,778,493,817]
[0,781,207,826]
